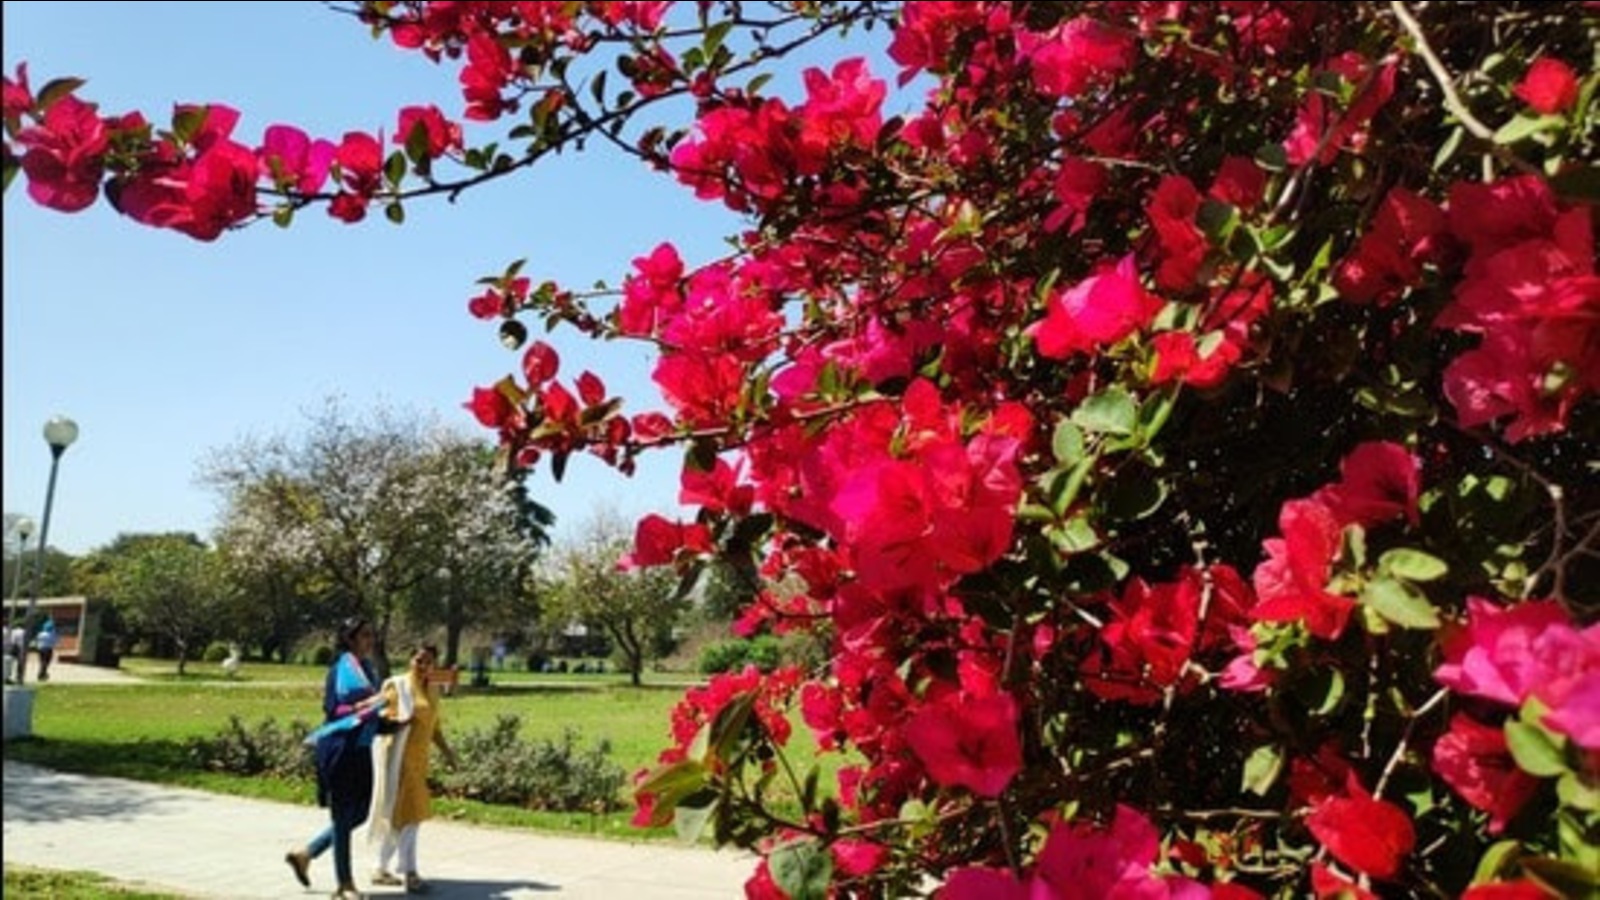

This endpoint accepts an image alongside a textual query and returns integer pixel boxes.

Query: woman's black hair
[337,616,371,653]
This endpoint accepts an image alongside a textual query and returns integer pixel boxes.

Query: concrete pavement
[3,662,758,898]
[3,761,756,899]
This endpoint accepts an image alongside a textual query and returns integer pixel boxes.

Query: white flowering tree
[204,399,546,670]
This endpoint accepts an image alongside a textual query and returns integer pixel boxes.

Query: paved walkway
[3,662,757,899]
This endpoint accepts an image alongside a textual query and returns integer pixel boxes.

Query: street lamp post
[20,416,78,685]
[9,516,35,623]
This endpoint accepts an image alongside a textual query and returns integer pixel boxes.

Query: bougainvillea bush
[6,2,1597,897]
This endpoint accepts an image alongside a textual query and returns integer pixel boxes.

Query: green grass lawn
[6,658,845,842]
[4,866,184,899]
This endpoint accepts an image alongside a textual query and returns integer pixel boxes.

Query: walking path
[2,663,757,899]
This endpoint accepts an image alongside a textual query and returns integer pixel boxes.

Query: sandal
[332,886,366,900]
[371,870,403,887]
[404,873,430,894]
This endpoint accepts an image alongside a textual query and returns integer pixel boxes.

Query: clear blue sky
[2,2,896,555]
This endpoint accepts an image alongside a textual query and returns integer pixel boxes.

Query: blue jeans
[308,748,374,886]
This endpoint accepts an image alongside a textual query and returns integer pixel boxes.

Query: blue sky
[3,2,898,555]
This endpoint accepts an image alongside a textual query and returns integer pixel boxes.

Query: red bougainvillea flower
[618,513,713,569]
[904,685,1022,797]
[1029,255,1164,359]
[1514,57,1581,114]
[395,104,461,158]
[1305,776,1415,880]
[1333,187,1450,306]
[1313,440,1421,527]
[1431,713,1539,833]
[1250,498,1352,639]
[1310,863,1377,900]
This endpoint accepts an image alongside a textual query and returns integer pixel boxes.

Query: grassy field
[5,658,841,841]
[4,866,185,899]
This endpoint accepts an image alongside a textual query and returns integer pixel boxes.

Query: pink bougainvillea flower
[258,124,335,194]
[1018,16,1133,99]
[942,805,1209,899]
[1434,598,1584,707]
[1514,57,1581,115]
[3,60,33,121]
[1028,255,1163,358]
[1305,777,1415,880]
[1542,670,1600,750]
[15,93,108,212]
[1430,713,1539,833]
[904,686,1021,797]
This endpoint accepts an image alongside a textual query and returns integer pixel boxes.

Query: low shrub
[201,641,232,663]
[187,716,314,779]
[697,635,782,674]
[436,715,626,812]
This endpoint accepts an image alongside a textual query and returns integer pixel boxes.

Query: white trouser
[378,824,419,875]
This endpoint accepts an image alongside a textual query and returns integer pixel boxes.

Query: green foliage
[186,715,315,779]
[201,641,233,663]
[697,636,782,675]
[436,715,627,812]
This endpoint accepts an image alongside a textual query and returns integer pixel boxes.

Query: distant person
[5,621,23,683]
[285,617,385,900]
[492,638,507,671]
[369,643,459,893]
[34,617,58,681]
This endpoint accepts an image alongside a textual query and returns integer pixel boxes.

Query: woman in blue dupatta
[285,617,385,899]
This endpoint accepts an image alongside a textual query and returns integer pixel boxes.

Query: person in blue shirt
[34,617,58,681]
[285,617,385,899]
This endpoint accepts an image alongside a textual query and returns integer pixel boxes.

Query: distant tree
[541,511,683,687]
[203,399,546,673]
[212,481,324,662]
[101,533,225,675]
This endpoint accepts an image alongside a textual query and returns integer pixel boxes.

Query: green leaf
[1504,720,1568,777]
[1493,113,1564,145]
[384,150,407,187]
[34,77,87,112]
[1379,549,1448,582]
[1051,457,1092,517]
[672,790,717,844]
[634,759,709,828]
[706,692,756,763]
[1470,840,1522,885]
[1049,516,1099,555]
[2,155,18,193]
[1072,388,1138,436]
[1100,472,1167,523]
[1254,143,1288,172]
[384,201,405,225]
[1557,771,1600,812]
[1521,856,1600,898]
[1433,125,1465,170]
[1196,198,1239,241]
[770,839,832,900]
[1360,577,1441,630]
[1242,743,1284,796]
[1052,421,1086,467]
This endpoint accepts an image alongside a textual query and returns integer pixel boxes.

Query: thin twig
[1375,688,1449,798]
[1388,1,1541,177]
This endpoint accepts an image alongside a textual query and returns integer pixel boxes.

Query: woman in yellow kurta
[369,643,458,894]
